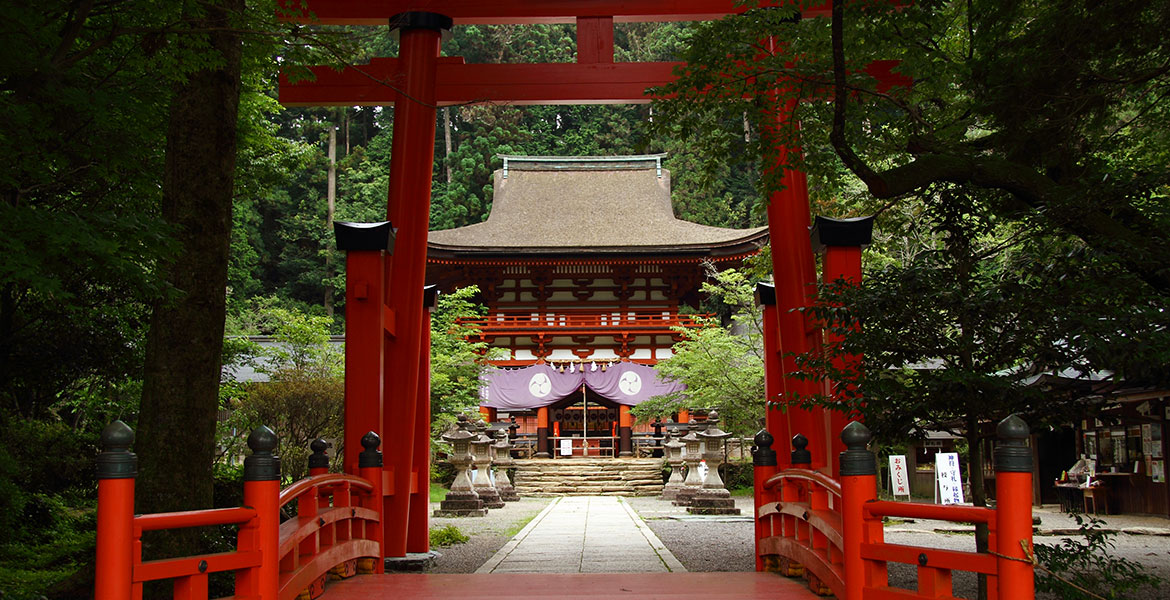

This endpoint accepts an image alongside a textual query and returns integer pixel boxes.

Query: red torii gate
[277,0,877,562]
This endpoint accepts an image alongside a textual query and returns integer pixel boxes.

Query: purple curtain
[479,362,684,410]
[479,364,583,410]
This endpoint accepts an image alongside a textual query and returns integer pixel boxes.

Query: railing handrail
[762,467,843,498]
[133,506,257,532]
[278,471,374,509]
[863,499,997,526]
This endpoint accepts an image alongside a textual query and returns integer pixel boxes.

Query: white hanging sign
[560,438,573,456]
[889,455,911,497]
[935,452,965,505]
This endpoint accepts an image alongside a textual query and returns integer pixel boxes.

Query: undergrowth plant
[429,525,470,548]
[1034,512,1161,599]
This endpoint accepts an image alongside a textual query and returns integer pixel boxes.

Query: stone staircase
[511,458,665,496]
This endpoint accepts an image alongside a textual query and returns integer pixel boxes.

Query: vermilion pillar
[618,404,633,457]
[536,406,551,458]
[677,408,690,423]
[406,286,439,554]
[95,421,136,600]
[994,415,1035,598]
[812,216,873,478]
[840,422,880,600]
[763,99,825,469]
[755,282,790,470]
[480,407,497,422]
[335,221,394,475]
[381,12,450,559]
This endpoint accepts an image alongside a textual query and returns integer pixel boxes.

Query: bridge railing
[94,422,384,600]
[753,416,1035,600]
[754,433,845,597]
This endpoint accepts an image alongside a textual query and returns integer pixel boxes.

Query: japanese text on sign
[935,452,965,505]
[889,455,911,497]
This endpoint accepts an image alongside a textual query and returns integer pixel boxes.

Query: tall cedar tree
[136,0,245,553]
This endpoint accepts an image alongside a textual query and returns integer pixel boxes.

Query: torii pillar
[811,216,874,478]
[381,12,451,559]
[764,121,827,469]
[334,221,394,477]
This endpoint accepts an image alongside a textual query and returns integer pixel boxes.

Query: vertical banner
[935,452,965,505]
[888,455,911,498]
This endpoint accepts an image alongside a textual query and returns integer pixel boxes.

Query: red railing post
[241,426,280,600]
[358,431,385,574]
[308,438,330,478]
[839,421,876,600]
[994,415,1034,599]
[751,429,778,572]
[95,421,136,600]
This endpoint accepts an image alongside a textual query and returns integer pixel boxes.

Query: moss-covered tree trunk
[135,0,244,551]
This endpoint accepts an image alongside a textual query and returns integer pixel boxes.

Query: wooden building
[426,155,767,457]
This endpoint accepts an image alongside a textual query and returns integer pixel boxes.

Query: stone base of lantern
[672,485,701,506]
[496,480,520,502]
[661,481,685,501]
[686,488,740,515]
[434,491,487,517]
[475,487,506,509]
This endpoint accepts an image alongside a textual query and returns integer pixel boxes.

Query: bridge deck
[324,572,817,598]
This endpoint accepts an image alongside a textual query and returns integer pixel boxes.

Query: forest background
[2,1,1169,598]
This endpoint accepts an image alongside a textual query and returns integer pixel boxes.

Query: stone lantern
[672,420,705,506]
[493,427,519,501]
[471,420,505,509]
[661,432,686,501]
[650,417,665,458]
[434,414,486,517]
[688,411,740,515]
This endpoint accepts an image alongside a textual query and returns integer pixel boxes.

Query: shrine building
[426,154,767,458]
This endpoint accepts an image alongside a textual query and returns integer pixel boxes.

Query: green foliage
[219,305,343,480]
[429,286,502,439]
[0,420,100,599]
[633,266,766,437]
[430,461,457,487]
[720,460,755,491]
[429,525,470,547]
[1034,512,1161,599]
[657,0,1170,293]
[428,485,450,504]
[795,189,1169,445]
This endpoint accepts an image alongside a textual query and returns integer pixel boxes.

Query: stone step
[510,458,666,496]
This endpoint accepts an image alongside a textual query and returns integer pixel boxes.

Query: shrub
[429,525,469,547]
[1034,512,1162,599]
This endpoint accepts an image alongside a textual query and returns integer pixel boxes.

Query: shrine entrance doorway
[550,388,620,459]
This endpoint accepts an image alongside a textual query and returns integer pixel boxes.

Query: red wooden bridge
[94,417,1035,599]
[93,2,1035,599]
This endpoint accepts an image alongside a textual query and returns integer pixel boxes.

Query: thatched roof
[427,155,767,257]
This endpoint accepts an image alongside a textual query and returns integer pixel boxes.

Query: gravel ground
[426,497,553,573]
[624,495,757,573]
[427,495,1169,600]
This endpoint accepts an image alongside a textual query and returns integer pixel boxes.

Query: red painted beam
[281,56,908,107]
[278,1,830,25]
[280,59,681,106]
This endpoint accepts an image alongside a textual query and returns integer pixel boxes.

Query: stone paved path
[475,496,687,574]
